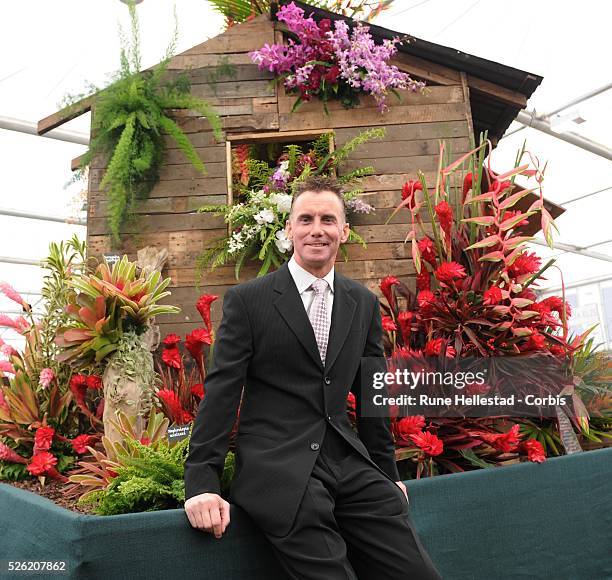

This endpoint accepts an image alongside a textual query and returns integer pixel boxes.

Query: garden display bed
[2,447,610,580]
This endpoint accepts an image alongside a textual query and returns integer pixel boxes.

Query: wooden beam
[466,75,527,109]
[37,96,93,135]
[226,128,332,144]
[70,154,86,172]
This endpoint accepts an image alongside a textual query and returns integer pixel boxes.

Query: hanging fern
[75,2,222,245]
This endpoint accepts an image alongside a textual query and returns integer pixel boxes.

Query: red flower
[191,383,205,399]
[502,210,529,228]
[156,389,193,424]
[34,426,55,453]
[522,330,546,351]
[401,180,422,204]
[424,338,456,358]
[86,375,103,390]
[382,316,397,332]
[185,328,212,360]
[549,344,566,358]
[409,430,443,456]
[507,252,541,278]
[324,65,340,83]
[346,391,356,423]
[71,434,96,454]
[397,311,413,343]
[434,200,453,235]
[540,296,572,318]
[416,269,430,292]
[434,262,467,284]
[462,172,473,202]
[0,441,28,464]
[162,347,182,369]
[483,286,503,305]
[417,290,436,313]
[417,237,436,266]
[396,415,425,440]
[380,276,400,308]
[522,439,546,463]
[196,294,219,334]
[162,333,181,347]
[139,437,151,446]
[27,452,67,481]
[476,424,521,453]
[69,374,88,406]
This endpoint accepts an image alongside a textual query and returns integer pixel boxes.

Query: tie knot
[311,278,328,295]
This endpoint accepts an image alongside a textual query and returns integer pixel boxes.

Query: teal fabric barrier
[1,447,610,579]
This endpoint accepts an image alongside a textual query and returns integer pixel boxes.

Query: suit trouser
[264,427,442,580]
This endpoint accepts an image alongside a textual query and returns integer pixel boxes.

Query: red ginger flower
[69,374,88,406]
[0,281,29,310]
[34,426,55,453]
[382,316,397,332]
[346,391,356,423]
[522,438,546,463]
[522,329,546,351]
[71,434,96,454]
[475,424,521,453]
[27,452,67,481]
[410,430,443,456]
[462,172,473,202]
[507,252,541,277]
[0,361,16,375]
[417,290,436,314]
[162,333,181,347]
[401,180,422,204]
[86,375,103,390]
[185,328,212,359]
[191,383,205,399]
[162,347,182,369]
[157,389,193,424]
[196,294,219,334]
[380,276,399,309]
[396,415,425,440]
[0,441,28,464]
[417,237,436,267]
[424,338,456,358]
[484,286,503,305]
[397,311,413,343]
[416,269,430,292]
[0,314,29,334]
[434,200,453,235]
[434,262,467,284]
[541,296,572,318]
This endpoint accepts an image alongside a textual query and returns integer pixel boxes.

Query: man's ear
[340,222,350,244]
[286,219,293,240]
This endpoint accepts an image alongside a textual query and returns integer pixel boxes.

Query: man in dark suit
[184,176,441,579]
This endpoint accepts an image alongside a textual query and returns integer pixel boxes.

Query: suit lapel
[273,264,323,369]
[325,273,356,373]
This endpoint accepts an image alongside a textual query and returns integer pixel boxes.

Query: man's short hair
[291,175,346,221]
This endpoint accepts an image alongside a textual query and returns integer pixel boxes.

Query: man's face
[286,190,350,275]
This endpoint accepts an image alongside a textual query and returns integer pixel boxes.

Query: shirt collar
[288,256,335,295]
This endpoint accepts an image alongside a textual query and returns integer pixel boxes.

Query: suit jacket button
[310,442,320,451]
[324,377,331,385]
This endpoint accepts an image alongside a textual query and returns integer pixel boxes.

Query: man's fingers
[208,504,223,538]
[219,500,231,532]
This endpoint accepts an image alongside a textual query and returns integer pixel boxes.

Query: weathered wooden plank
[466,74,528,108]
[277,85,464,114]
[338,137,470,159]
[157,162,226,180]
[340,154,442,174]
[175,113,279,134]
[148,178,228,198]
[89,194,227,217]
[88,212,225,236]
[334,120,469,143]
[163,131,222,149]
[359,173,439,191]
[87,229,228,258]
[389,52,461,85]
[38,96,93,135]
[164,146,227,166]
[164,64,273,85]
[354,223,434,243]
[167,53,254,70]
[190,80,275,100]
[279,103,467,131]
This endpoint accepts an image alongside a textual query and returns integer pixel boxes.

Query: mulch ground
[4,480,96,515]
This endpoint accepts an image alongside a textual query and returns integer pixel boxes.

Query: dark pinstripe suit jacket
[184,262,399,536]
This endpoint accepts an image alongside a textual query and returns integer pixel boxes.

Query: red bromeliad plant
[378,138,596,478]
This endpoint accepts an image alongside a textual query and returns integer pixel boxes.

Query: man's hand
[395,480,409,502]
[184,492,231,539]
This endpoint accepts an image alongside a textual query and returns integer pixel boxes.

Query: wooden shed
[38,0,556,339]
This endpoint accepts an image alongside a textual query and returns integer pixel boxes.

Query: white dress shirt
[287,256,334,328]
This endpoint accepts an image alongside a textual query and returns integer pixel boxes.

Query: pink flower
[434,262,467,284]
[0,441,28,464]
[0,282,29,310]
[39,368,55,389]
[0,314,29,334]
[0,344,18,358]
[0,361,16,375]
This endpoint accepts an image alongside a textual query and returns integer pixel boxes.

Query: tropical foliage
[198,128,383,279]
[70,1,222,244]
